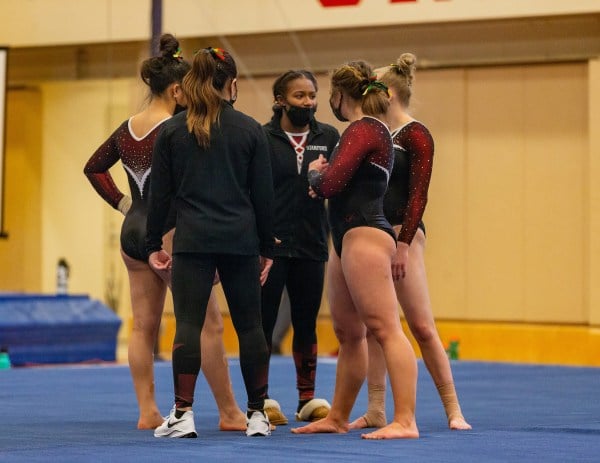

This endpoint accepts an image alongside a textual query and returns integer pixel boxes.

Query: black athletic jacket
[263,114,339,261]
[146,101,274,258]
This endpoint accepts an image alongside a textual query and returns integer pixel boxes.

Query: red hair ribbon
[207,47,226,61]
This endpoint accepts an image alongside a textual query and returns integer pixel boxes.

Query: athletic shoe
[154,408,197,438]
[246,410,271,437]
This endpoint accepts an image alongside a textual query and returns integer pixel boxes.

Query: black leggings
[261,257,325,401]
[171,252,269,411]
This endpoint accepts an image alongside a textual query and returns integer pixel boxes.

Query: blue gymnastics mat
[1,357,599,462]
[0,293,121,365]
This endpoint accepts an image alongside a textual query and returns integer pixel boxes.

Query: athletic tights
[171,252,269,411]
[261,257,325,401]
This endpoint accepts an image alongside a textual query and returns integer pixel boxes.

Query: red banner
[319,0,360,6]
[319,0,450,5]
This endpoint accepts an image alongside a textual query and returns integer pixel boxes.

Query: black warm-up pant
[261,257,325,402]
[171,252,269,411]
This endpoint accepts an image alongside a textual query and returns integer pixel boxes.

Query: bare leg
[200,291,247,431]
[396,229,470,430]
[122,250,166,430]
[351,228,470,431]
[343,228,419,440]
[291,250,366,434]
[348,331,387,429]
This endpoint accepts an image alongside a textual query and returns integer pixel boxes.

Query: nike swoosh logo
[167,418,184,428]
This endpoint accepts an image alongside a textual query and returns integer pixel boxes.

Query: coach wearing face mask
[260,70,340,426]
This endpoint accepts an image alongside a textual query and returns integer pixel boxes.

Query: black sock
[175,409,186,419]
[297,399,311,414]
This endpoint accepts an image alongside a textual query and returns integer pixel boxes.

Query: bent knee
[409,321,436,344]
[333,323,366,345]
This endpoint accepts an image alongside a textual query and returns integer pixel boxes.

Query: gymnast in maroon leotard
[85,118,172,260]
[349,53,471,433]
[384,121,433,242]
[293,60,419,440]
[309,116,395,257]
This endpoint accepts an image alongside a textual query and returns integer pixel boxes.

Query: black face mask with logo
[285,105,316,128]
[329,93,348,122]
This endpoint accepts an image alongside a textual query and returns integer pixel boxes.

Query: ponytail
[182,47,237,148]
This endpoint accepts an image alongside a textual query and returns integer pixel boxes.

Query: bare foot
[219,411,248,431]
[361,421,419,440]
[291,418,348,434]
[348,416,369,430]
[137,413,164,430]
[348,412,386,430]
[449,416,472,430]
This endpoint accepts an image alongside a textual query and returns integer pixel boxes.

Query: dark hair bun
[159,33,180,59]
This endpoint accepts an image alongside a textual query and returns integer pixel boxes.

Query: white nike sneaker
[154,408,197,438]
[246,410,271,437]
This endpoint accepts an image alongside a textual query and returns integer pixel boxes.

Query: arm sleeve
[83,126,125,209]
[397,123,434,244]
[145,126,174,256]
[249,126,275,258]
[308,120,371,198]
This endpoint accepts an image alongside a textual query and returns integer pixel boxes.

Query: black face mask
[285,105,315,128]
[174,104,186,114]
[330,93,348,122]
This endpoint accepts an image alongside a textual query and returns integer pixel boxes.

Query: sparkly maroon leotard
[383,120,434,244]
[84,117,172,260]
[308,116,396,257]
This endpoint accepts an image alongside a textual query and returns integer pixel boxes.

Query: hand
[149,250,172,281]
[213,270,220,286]
[274,237,282,245]
[259,256,273,286]
[308,154,329,173]
[308,186,319,199]
[391,242,409,281]
[117,195,132,216]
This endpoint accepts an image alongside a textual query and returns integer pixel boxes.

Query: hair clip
[173,48,183,61]
[206,47,226,61]
[362,80,390,96]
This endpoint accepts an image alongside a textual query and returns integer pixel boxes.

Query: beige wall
[588,59,600,326]
[37,80,133,303]
[0,89,43,292]
[1,61,596,328]
[1,0,599,47]
[416,63,588,323]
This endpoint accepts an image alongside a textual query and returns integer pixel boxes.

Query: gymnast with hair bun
[349,53,471,432]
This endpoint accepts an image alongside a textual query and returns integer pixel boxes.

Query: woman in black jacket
[261,70,339,425]
[146,47,274,438]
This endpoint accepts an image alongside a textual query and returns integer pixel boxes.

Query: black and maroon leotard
[84,117,173,261]
[308,116,396,257]
[383,120,434,245]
